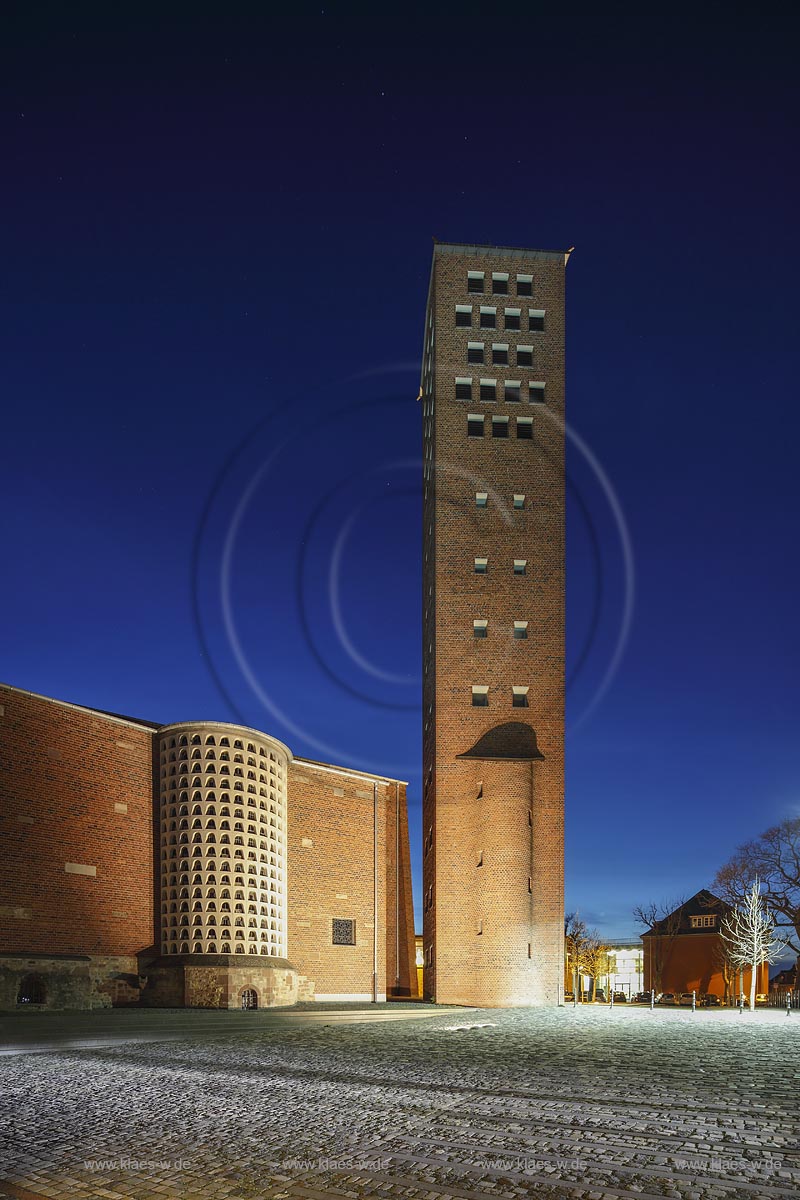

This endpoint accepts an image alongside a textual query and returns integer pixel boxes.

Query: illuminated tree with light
[719,878,783,1011]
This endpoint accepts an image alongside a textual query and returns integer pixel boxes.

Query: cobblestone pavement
[0,1004,798,1200]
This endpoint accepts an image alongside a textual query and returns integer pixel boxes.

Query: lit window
[480,379,497,402]
[467,342,484,364]
[473,619,488,638]
[492,343,509,366]
[513,559,527,575]
[504,381,521,403]
[505,307,521,331]
[517,417,533,440]
[474,557,488,574]
[492,416,509,438]
[512,686,529,708]
[528,308,545,332]
[471,686,489,707]
[467,271,485,294]
[516,345,533,367]
[475,492,488,507]
[528,382,546,403]
[513,494,525,509]
[690,915,718,929]
[467,414,484,437]
[455,377,473,400]
[492,272,509,294]
[479,306,497,329]
[455,305,472,327]
[517,274,533,296]
[513,621,529,639]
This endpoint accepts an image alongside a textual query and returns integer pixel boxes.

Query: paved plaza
[0,1003,798,1200]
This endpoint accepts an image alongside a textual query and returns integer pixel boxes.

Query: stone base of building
[138,955,314,1009]
[0,953,145,1011]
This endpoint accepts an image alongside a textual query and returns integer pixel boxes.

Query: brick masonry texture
[422,243,566,1007]
[0,684,417,1006]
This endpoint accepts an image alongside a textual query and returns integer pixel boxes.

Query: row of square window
[466,271,535,297]
[474,620,529,639]
[474,558,527,574]
[456,306,545,331]
[466,343,536,366]
[458,379,544,403]
[472,686,530,707]
[468,414,533,438]
[476,493,525,508]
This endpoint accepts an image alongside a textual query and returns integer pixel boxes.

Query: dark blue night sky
[2,5,799,936]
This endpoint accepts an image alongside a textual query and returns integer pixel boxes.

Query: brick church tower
[420,240,569,1006]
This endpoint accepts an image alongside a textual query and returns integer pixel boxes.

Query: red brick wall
[422,245,566,1006]
[644,933,769,998]
[0,685,156,957]
[286,760,417,998]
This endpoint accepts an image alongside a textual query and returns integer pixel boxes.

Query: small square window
[516,346,533,367]
[513,494,525,509]
[468,271,485,294]
[332,918,356,945]
[504,381,521,403]
[513,559,527,575]
[529,382,546,403]
[455,377,473,401]
[517,274,533,296]
[473,619,488,638]
[471,686,489,707]
[505,308,521,331]
[528,309,545,332]
[492,272,509,294]
[467,414,484,437]
[474,557,488,574]
[467,342,484,364]
[513,621,528,639]
[517,418,533,440]
[480,380,497,402]
[455,305,473,327]
[475,492,488,508]
[512,686,529,708]
[492,416,509,438]
[492,344,509,366]
[479,307,497,329]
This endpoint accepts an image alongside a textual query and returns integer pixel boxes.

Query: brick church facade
[0,683,417,1010]
[421,241,568,1006]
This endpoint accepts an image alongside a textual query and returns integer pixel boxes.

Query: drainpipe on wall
[395,781,400,990]
[373,780,379,1003]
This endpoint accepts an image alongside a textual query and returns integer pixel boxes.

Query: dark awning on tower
[457,722,545,762]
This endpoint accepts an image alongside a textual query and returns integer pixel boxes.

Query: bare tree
[719,879,784,1010]
[714,818,800,954]
[633,898,685,994]
[565,913,605,1001]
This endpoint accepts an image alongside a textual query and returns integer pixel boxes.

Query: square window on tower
[517,273,533,296]
[455,305,473,327]
[480,379,497,402]
[492,416,509,438]
[528,309,545,332]
[475,492,488,508]
[468,271,485,294]
[479,307,497,329]
[504,381,521,403]
[505,307,521,331]
[455,377,473,400]
[471,686,489,707]
[492,272,509,294]
[517,417,533,439]
[492,343,509,366]
[512,686,530,708]
[467,414,484,437]
[513,494,526,509]
[473,619,488,638]
[517,345,534,367]
[529,382,546,403]
[474,557,488,574]
[513,559,527,575]
[513,620,529,639]
[467,342,484,364]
